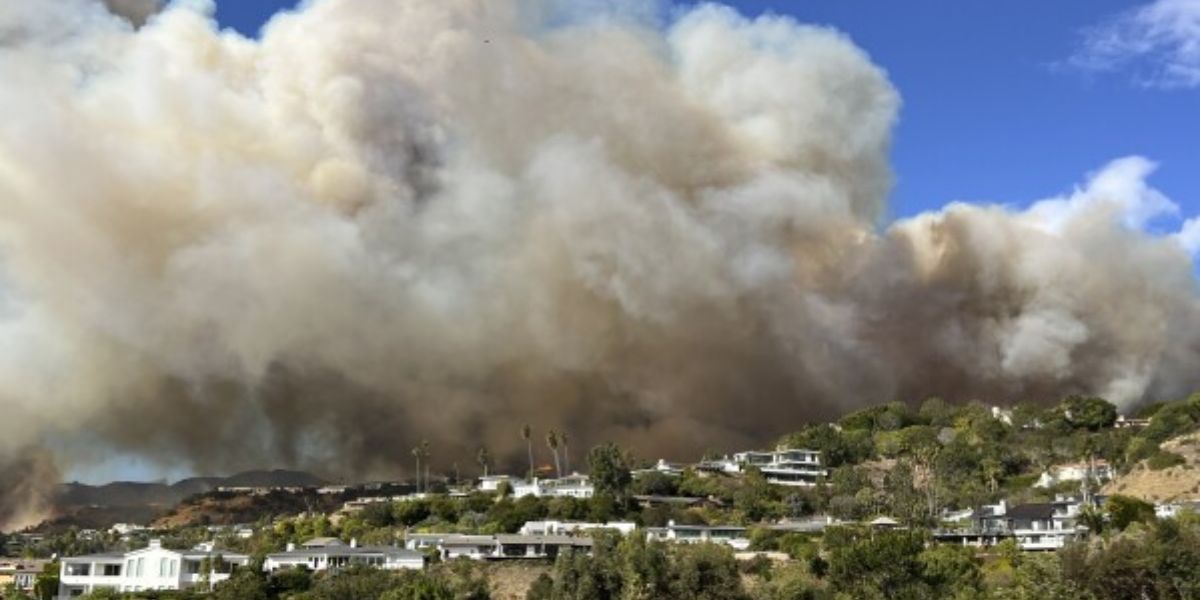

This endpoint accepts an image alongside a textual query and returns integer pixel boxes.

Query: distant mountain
[215,469,327,489]
[54,469,329,515]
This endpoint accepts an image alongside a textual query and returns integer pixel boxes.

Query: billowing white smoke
[0,0,1196,529]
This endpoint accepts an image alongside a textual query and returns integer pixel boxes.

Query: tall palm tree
[420,439,431,493]
[521,424,534,480]
[411,446,422,494]
[477,447,491,477]
[546,430,561,478]
[560,431,570,474]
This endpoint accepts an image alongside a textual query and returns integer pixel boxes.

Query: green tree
[827,528,931,600]
[212,570,269,600]
[1058,396,1118,431]
[587,443,632,499]
[1104,495,1155,531]
[668,544,746,600]
[33,562,58,600]
[991,552,1092,600]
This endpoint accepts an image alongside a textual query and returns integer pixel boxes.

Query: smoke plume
[0,0,1197,529]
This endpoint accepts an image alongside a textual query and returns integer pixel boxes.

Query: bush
[1146,450,1186,470]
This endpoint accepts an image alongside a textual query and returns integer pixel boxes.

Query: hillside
[47,470,327,530]
[152,489,343,529]
[1104,431,1200,502]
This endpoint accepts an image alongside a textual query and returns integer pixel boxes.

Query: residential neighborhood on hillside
[8,393,1200,600]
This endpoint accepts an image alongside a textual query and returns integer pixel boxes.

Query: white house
[511,474,594,499]
[518,521,637,536]
[1035,460,1113,489]
[1155,500,1200,519]
[645,521,750,550]
[632,460,685,478]
[731,449,827,487]
[1115,415,1151,429]
[404,533,593,560]
[57,540,249,599]
[933,497,1090,551]
[263,538,423,573]
[478,475,517,492]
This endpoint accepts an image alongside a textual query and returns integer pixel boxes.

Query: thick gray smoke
[0,0,1198,529]
[102,0,160,26]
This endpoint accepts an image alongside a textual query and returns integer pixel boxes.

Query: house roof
[495,534,593,546]
[60,553,125,563]
[633,495,706,505]
[302,537,344,547]
[1006,504,1055,520]
[268,546,422,560]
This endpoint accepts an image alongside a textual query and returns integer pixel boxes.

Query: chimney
[148,539,162,549]
[286,543,295,552]
[350,538,358,548]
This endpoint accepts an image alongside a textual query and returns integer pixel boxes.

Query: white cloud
[1176,216,1200,256]
[1022,155,1178,233]
[1070,0,1200,89]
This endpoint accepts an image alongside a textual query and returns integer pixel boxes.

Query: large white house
[57,540,249,599]
[518,520,637,536]
[699,448,826,487]
[1035,460,1113,489]
[263,538,423,573]
[511,474,594,499]
[644,521,750,550]
[404,533,593,560]
[934,497,1090,551]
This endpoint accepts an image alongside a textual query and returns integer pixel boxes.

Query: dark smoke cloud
[102,0,161,27]
[0,0,1197,529]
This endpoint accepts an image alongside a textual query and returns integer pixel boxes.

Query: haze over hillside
[1,0,1200,531]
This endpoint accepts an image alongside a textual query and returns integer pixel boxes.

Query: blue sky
[213,0,1198,224]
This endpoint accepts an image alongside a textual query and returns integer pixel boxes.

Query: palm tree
[411,446,422,493]
[477,447,491,477]
[521,424,534,480]
[420,439,431,493]
[560,431,570,474]
[546,430,561,478]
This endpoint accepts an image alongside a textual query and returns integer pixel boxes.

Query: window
[103,564,122,577]
[136,558,144,577]
[159,558,167,577]
[169,560,177,577]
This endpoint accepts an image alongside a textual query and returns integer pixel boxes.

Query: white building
[645,521,750,550]
[1155,500,1200,519]
[518,521,637,536]
[404,533,593,560]
[263,538,423,573]
[632,460,685,478]
[733,449,827,487]
[57,540,249,599]
[934,497,1090,551]
[478,475,517,492]
[511,474,594,499]
[1035,460,1113,489]
[109,524,147,537]
[1115,415,1151,429]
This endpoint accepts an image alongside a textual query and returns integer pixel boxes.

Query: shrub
[1147,450,1186,471]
